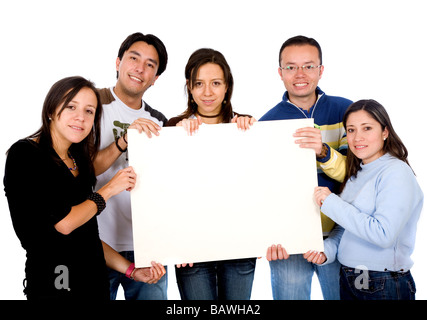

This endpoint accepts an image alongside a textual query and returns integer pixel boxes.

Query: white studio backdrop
[1,0,426,300]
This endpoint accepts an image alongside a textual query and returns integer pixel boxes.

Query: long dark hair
[28,76,102,186]
[179,48,235,123]
[342,99,411,186]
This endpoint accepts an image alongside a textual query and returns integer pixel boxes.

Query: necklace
[68,153,78,171]
[196,110,221,119]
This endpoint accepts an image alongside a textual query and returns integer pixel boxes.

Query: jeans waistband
[341,265,410,277]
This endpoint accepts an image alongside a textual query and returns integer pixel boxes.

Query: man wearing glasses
[261,35,352,300]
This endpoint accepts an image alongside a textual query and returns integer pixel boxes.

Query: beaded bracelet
[88,192,106,215]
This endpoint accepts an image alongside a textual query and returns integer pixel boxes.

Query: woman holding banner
[166,48,255,300]
[4,76,165,300]
[312,99,423,300]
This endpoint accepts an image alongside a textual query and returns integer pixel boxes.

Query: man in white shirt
[94,32,168,300]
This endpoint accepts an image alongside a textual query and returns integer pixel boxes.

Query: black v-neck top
[4,139,109,299]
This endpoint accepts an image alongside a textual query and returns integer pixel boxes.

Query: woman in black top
[4,76,165,300]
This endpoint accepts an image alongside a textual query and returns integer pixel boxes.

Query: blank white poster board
[128,119,323,267]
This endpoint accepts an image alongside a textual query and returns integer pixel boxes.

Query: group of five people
[4,33,423,300]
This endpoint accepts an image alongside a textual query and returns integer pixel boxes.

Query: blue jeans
[340,266,416,300]
[269,254,341,300]
[175,258,256,300]
[108,251,168,300]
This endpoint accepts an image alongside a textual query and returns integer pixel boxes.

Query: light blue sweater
[322,153,423,272]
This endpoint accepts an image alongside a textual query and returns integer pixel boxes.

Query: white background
[1,0,426,300]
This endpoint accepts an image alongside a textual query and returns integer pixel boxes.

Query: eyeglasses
[280,64,322,74]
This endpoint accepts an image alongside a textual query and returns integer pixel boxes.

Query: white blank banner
[128,119,323,267]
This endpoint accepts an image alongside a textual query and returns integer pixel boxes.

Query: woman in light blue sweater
[309,99,423,300]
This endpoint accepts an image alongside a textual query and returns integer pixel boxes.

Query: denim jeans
[108,251,168,300]
[269,254,341,300]
[340,266,416,300]
[175,258,256,300]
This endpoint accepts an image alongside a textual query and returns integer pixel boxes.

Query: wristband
[115,136,128,153]
[125,263,136,279]
[87,192,106,215]
[317,143,329,159]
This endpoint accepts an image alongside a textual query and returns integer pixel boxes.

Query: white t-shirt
[95,87,167,252]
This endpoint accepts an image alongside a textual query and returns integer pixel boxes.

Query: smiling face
[50,87,98,152]
[115,41,159,107]
[278,44,323,109]
[189,63,227,117]
[346,110,389,164]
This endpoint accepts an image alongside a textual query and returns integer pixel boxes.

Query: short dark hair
[278,35,322,66]
[116,32,168,78]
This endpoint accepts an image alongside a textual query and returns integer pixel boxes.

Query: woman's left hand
[132,261,166,284]
[231,115,256,131]
[314,186,331,207]
[177,116,203,136]
[266,244,289,261]
[303,250,326,264]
